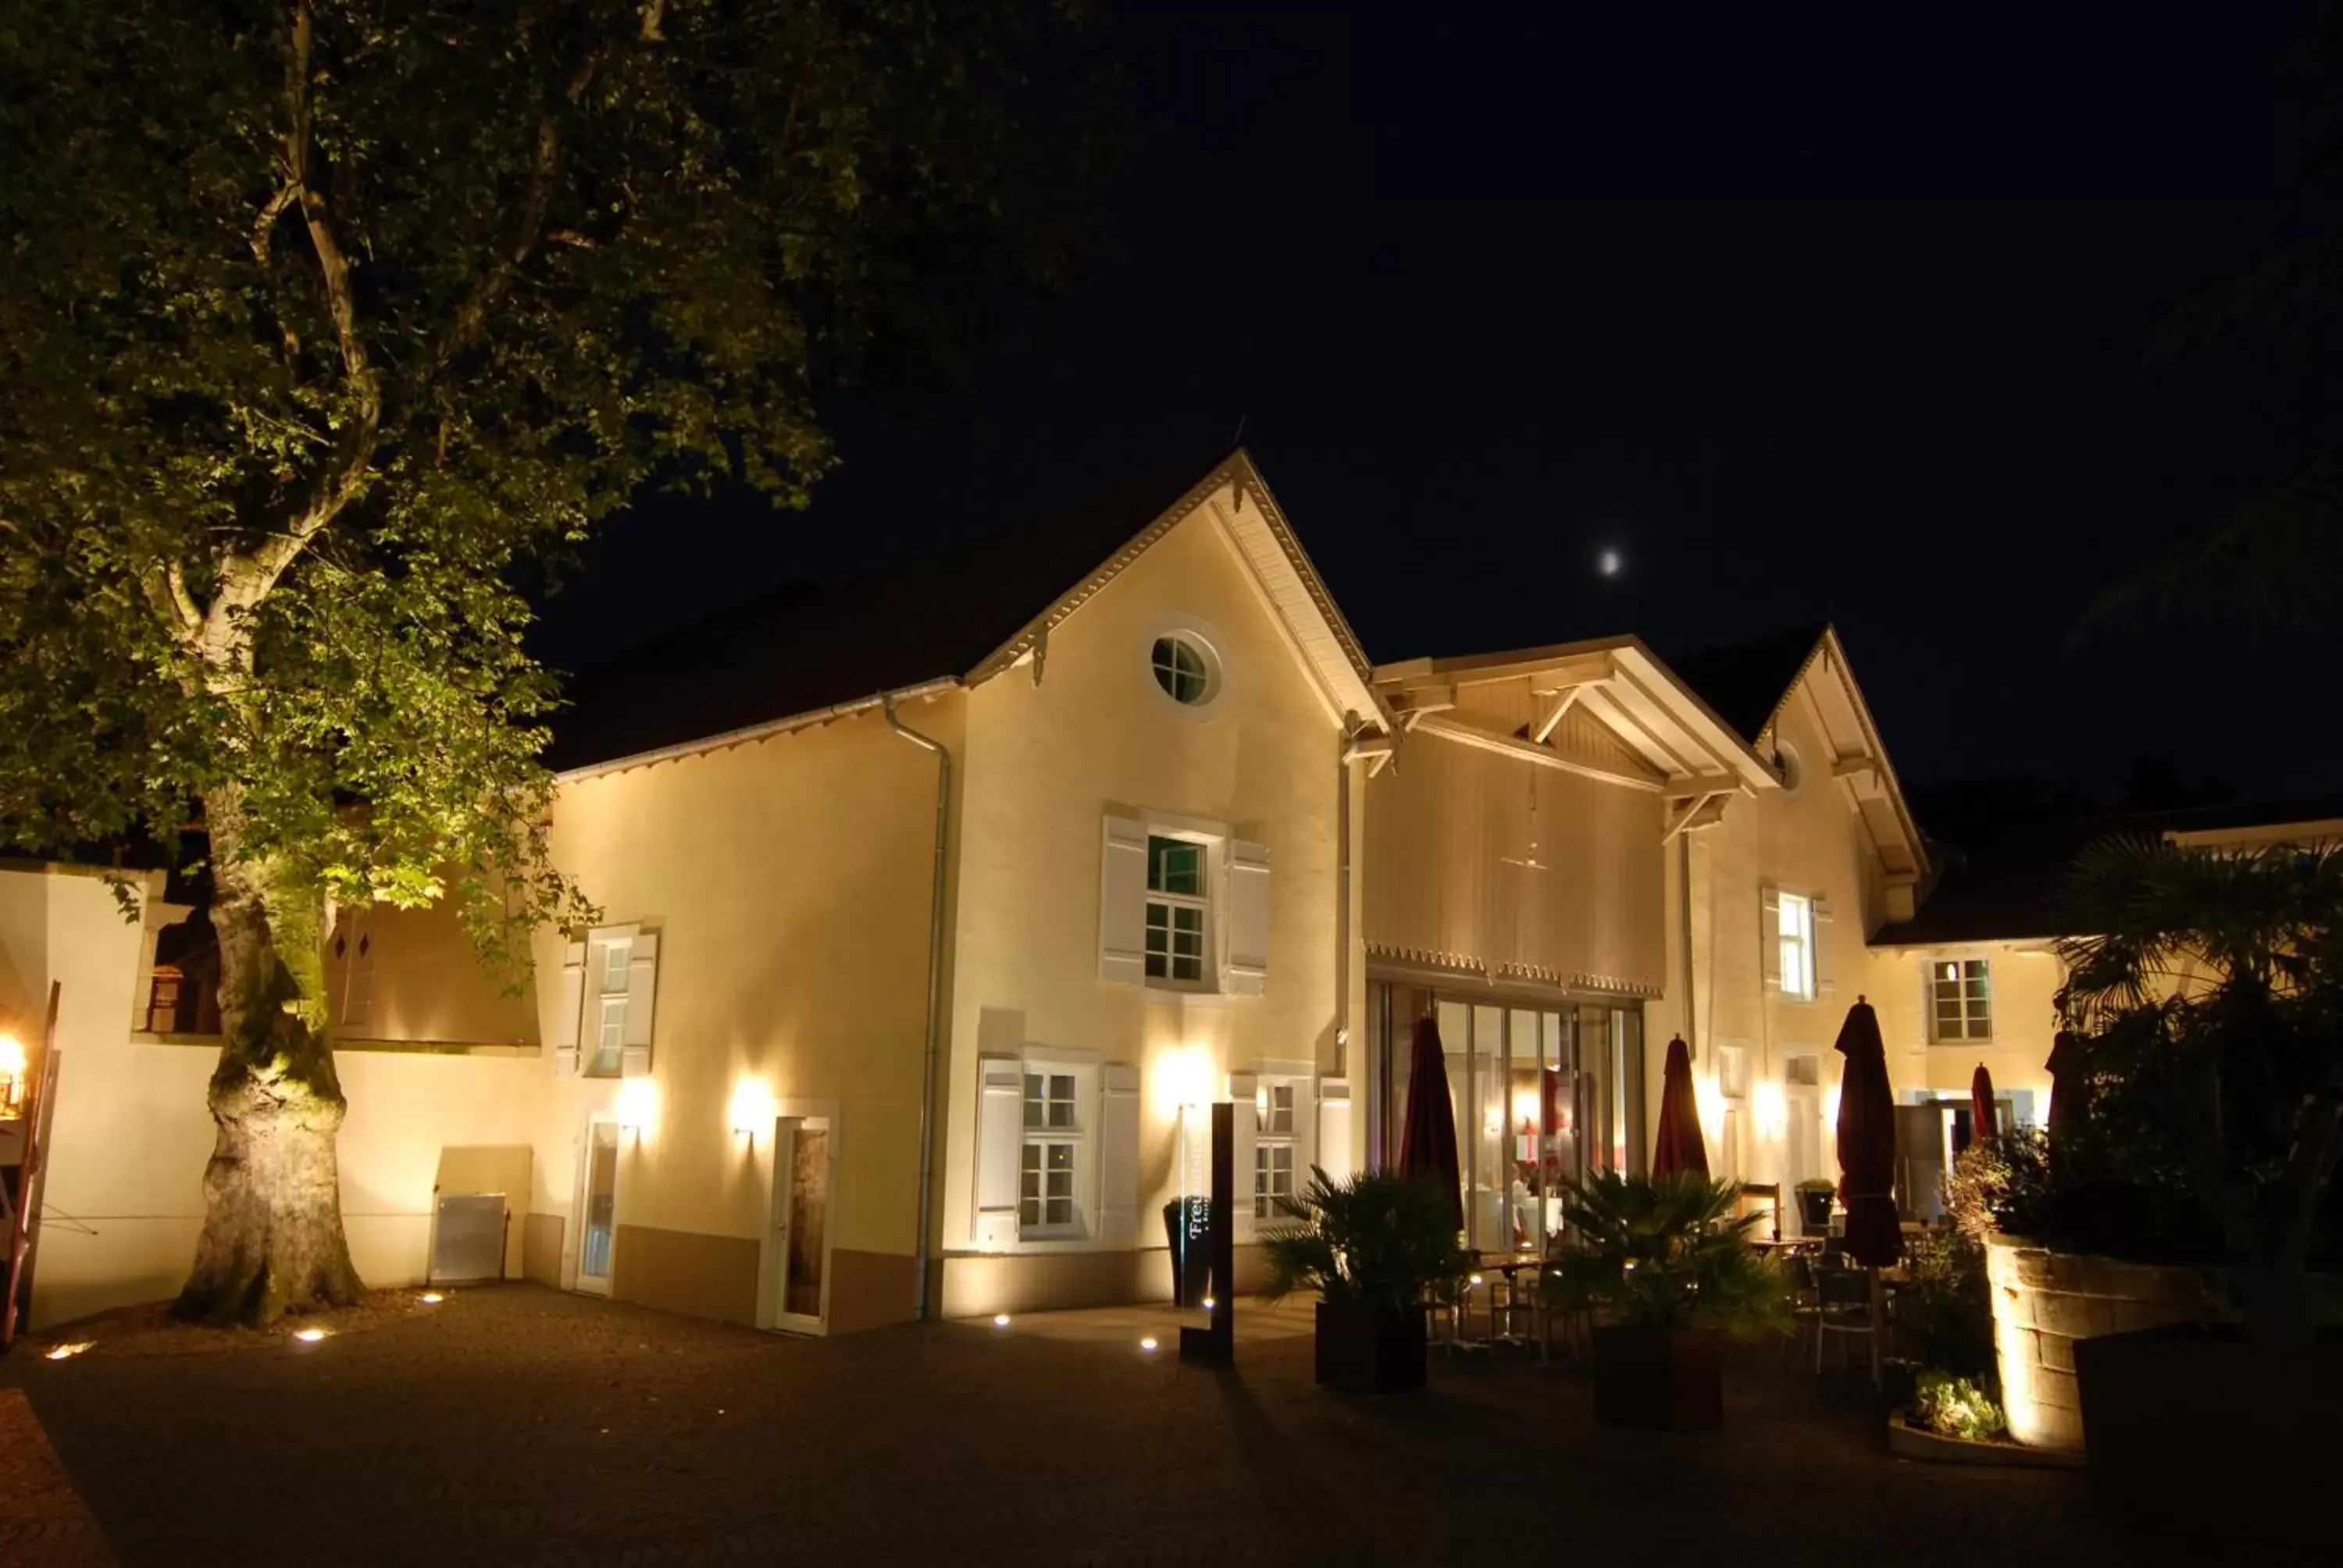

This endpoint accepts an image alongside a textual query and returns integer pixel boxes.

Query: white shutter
[1098,815,1147,984]
[1316,1078,1354,1181]
[1223,839,1271,996]
[972,1058,1024,1249]
[1226,1072,1259,1235]
[553,939,586,1077]
[622,931,658,1049]
[1813,896,1837,998]
[1760,887,1782,992]
[1096,1064,1142,1242]
[1922,957,1940,1045]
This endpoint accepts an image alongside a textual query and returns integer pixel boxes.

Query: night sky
[537,2,2343,807]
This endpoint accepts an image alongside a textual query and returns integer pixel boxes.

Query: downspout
[1678,827,1696,1064]
[1335,719,1354,1078]
[885,694,950,1321]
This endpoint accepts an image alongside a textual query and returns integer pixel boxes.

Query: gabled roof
[1371,635,1781,796]
[1872,793,2343,947]
[1664,623,1829,744]
[550,449,1385,775]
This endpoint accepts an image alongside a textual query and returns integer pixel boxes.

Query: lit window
[592,997,627,1077]
[1144,836,1210,985]
[1018,1072,1081,1235]
[1254,1082,1297,1219]
[602,939,631,995]
[1778,893,1816,1001]
[1151,635,1212,705]
[1019,1142,1077,1231]
[1931,959,1992,1042]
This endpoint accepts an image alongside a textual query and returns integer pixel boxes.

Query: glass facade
[1366,981,1645,1253]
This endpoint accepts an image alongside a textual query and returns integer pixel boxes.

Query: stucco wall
[1866,939,2063,1117]
[7,857,550,1329]
[534,697,952,1326]
[938,494,1348,1280]
[1646,672,1880,1192]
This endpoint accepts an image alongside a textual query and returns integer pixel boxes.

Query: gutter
[553,677,963,784]
[884,693,953,1321]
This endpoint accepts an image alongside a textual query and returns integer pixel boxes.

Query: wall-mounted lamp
[615,1078,660,1141]
[726,1078,776,1148]
[1753,1080,1788,1142]
[0,1032,26,1117]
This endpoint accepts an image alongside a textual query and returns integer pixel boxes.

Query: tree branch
[251,183,298,267]
[207,0,382,656]
[431,49,604,378]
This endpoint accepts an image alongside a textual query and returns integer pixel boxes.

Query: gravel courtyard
[4,1285,2115,1566]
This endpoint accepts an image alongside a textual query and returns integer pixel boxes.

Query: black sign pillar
[1179,1100,1235,1364]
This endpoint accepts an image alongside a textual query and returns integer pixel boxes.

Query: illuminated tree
[0,0,1093,1323]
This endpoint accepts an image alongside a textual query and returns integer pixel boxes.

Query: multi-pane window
[1145,835,1209,985]
[1020,1071,1079,1232]
[1151,635,1211,704]
[592,998,626,1077]
[1778,892,1816,1001]
[1254,1082,1297,1218]
[1932,960,1993,1042]
[602,939,631,995]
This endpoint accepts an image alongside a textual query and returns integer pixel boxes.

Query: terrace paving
[2,1285,2115,1566]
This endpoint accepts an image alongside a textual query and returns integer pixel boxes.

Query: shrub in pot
[1259,1167,1468,1394]
[2049,836,2343,1543]
[1543,1171,1788,1430]
[1793,1178,1835,1233]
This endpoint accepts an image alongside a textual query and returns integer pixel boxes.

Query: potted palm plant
[1259,1167,1469,1394]
[1544,1171,1789,1429]
[2051,836,2343,1545]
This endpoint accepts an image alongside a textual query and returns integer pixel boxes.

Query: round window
[1772,737,1804,793]
[1150,634,1214,705]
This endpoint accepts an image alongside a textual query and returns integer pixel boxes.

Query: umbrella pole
[1867,1265,1884,1388]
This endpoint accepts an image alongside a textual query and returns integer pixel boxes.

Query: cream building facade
[25,449,2330,1338]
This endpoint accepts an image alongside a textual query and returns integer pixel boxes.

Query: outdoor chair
[1813,1263,1880,1384]
[1782,1255,1824,1363]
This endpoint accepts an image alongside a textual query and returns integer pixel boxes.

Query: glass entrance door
[576,1119,620,1295]
[769,1116,833,1333]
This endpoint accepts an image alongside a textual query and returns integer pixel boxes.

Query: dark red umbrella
[1650,1035,1710,1178]
[1969,1063,1997,1149]
[1396,1014,1464,1235]
[2045,1028,2084,1133]
[1831,995,1902,1268]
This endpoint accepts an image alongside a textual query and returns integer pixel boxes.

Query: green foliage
[2056,836,2343,1343]
[1541,1171,1789,1339]
[0,2,1097,974]
[1946,1126,2224,1265]
[1895,1225,1995,1383]
[1794,1178,1837,1193]
[1257,1167,1471,1313]
[1912,1370,2006,1441]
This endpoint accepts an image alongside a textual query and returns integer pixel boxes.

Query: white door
[766,1115,834,1335]
[1785,1085,1824,1232]
[576,1118,621,1296]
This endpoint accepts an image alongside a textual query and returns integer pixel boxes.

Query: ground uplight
[420,1292,445,1304]
[293,1326,330,1343]
[1139,1336,1159,1352]
[45,1341,93,1361]
[992,1313,1011,1327]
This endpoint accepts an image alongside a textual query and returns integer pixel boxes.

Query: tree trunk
[173,789,366,1325]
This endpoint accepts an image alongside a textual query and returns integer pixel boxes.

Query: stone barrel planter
[1983,1232,2228,1452]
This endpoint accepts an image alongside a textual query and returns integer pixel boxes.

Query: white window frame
[1143,831,1215,991]
[1931,958,1994,1042]
[592,996,628,1078]
[1018,1067,1086,1239]
[1778,891,1817,1002]
[1253,1081,1300,1221]
[601,937,632,996]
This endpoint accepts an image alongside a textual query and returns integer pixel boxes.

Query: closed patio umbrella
[1650,1035,1709,1178]
[1831,995,1901,1269]
[2045,1028,2084,1133]
[1396,1014,1465,1236]
[1968,1063,1997,1149]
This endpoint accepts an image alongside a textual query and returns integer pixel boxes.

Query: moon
[1597,547,1624,578]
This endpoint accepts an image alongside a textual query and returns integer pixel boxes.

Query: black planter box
[1590,1324,1724,1430]
[1314,1299,1426,1394]
[1796,1188,1835,1232]
[2074,1324,2343,1548]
